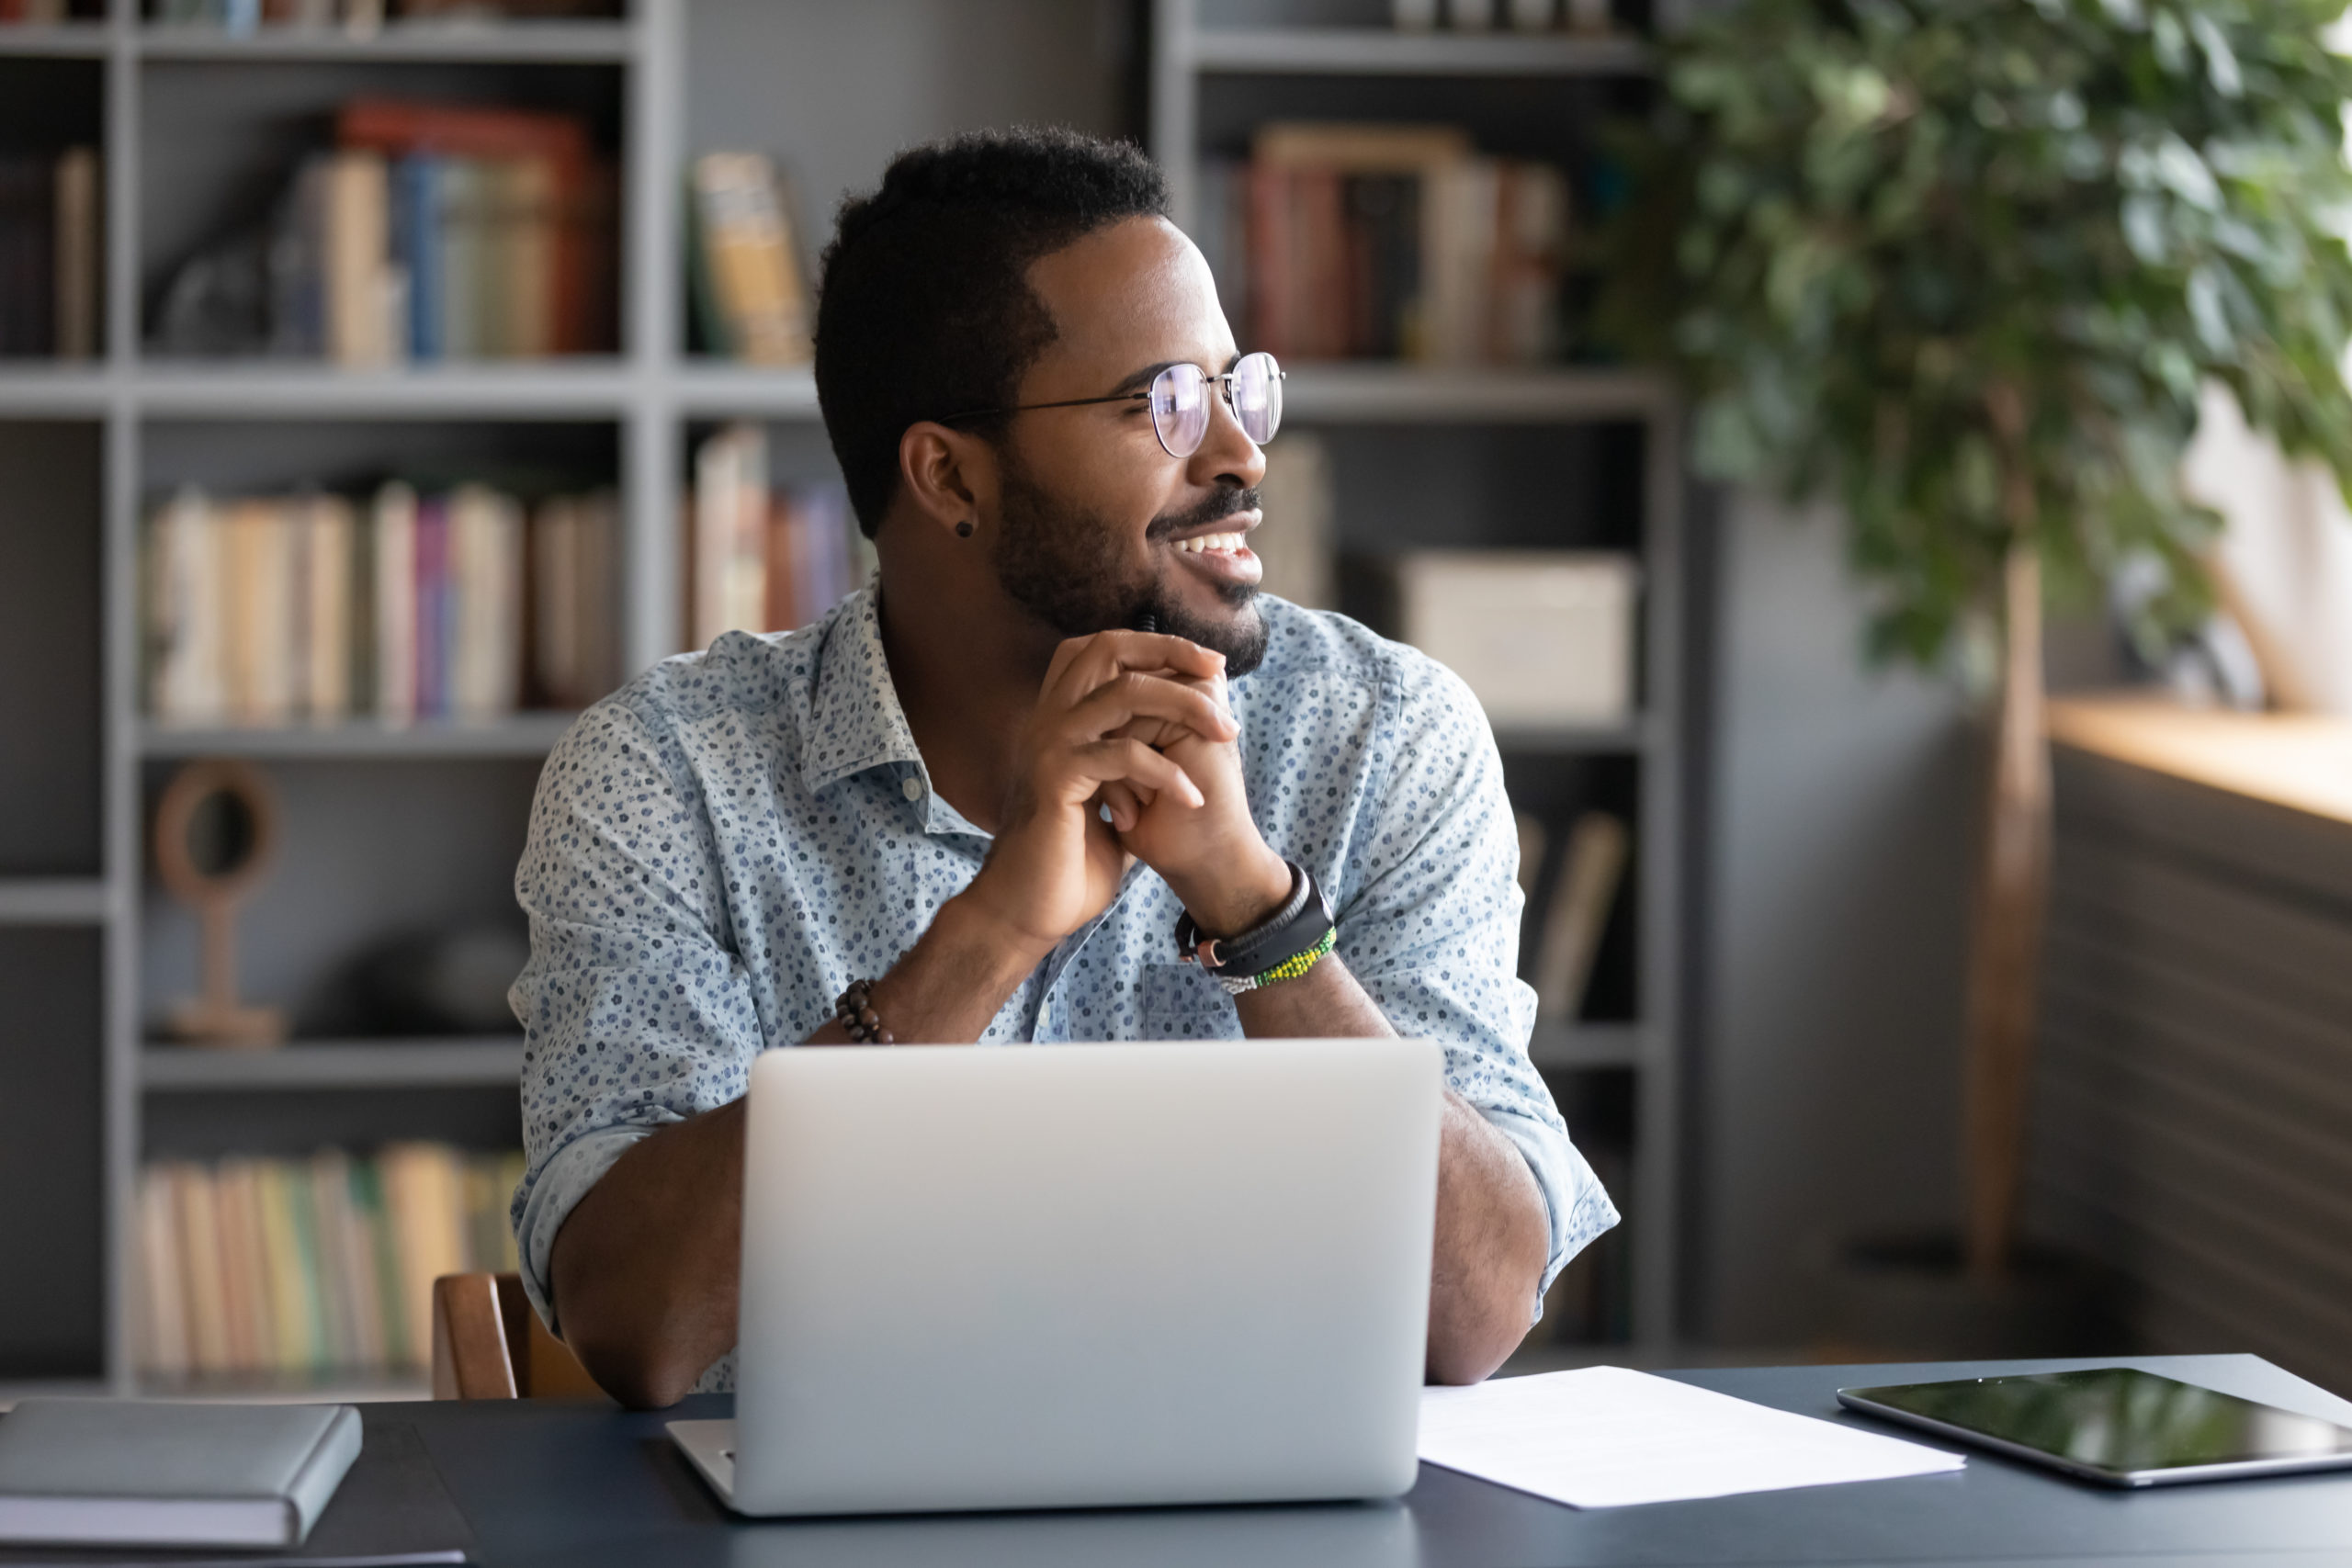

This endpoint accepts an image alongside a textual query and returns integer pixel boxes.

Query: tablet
[1837,1368,2352,1487]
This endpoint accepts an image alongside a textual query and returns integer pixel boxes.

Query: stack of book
[0,147,97,359]
[133,1144,525,1382]
[1196,123,1570,366]
[144,480,619,728]
[152,98,616,363]
[687,423,867,650]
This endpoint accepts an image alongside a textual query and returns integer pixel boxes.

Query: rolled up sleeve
[507,698,766,1334]
[1338,652,1621,1315]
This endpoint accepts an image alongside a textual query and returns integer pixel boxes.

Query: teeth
[1179,533,1242,554]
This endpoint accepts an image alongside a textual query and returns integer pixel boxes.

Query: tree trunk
[1962,544,2052,1281]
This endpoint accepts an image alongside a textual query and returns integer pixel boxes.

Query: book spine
[148,488,226,724]
[504,157,557,358]
[174,1163,232,1377]
[135,1164,190,1381]
[415,493,448,719]
[436,159,478,361]
[325,150,390,366]
[305,1148,358,1371]
[306,494,355,723]
[372,481,417,724]
[51,145,96,360]
[396,155,442,361]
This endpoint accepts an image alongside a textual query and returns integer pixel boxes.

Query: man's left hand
[1099,657,1291,939]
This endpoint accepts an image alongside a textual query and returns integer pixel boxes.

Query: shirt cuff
[515,1124,654,1338]
[1479,1103,1623,1325]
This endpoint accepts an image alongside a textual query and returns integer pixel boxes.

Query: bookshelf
[0,0,1692,1391]
[1152,0,1689,1355]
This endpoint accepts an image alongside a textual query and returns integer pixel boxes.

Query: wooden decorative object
[154,759,287,1048]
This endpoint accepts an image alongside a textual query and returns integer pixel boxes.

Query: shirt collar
[799,588,989,837]
[799,587,923,795]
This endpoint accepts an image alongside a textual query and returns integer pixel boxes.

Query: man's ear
[897,423,1000,541]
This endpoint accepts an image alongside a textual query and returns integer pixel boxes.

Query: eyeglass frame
[933,354,1286,458]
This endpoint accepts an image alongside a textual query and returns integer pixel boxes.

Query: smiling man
[509,129,1619,1409]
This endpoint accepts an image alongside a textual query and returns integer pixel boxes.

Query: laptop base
[667,1419,738,1507]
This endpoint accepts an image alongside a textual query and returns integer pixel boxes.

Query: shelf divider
[1526,1021,1645,1071]
[139,713,579,760]
[134,19,636,63]
[0,879,110,925]
[141,1038,525,1092]
[1189,26,1655,77]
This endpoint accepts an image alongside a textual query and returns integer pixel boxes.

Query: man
[511,128,1618,1410]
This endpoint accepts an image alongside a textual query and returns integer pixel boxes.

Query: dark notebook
[0,1414,473,1568]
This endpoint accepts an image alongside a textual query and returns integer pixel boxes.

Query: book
[51,145,96,360]
[325,149,394,366]
[172,1162,232,1376]
[298,492,356,723]
[372,481,419,725]
[529,489,619,709]
[688,152,812,365]
[691,422,767,649]
[1532,810,1629,1022]
[147,478,600,729]
[447,483,524,720]
[1230,122,1568,365]
[134,1166,190,1382]
[136,1145,526,1382]
[686,424,865,646]
[0,1400,360,1550]
[391,154,443,360]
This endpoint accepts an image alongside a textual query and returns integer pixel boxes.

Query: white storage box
[1394,551,1639,727]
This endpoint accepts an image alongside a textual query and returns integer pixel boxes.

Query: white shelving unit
[0,0,1690,1389]
[1152,0,1687,1354]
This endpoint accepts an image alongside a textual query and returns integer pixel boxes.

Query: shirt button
[901,777,922,801]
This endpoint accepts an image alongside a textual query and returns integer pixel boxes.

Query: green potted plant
[1609,0,2352,1328]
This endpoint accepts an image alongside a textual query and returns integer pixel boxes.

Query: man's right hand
[957,630,1234,956]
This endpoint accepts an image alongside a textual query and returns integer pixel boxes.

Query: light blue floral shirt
[509,588,1619,1389]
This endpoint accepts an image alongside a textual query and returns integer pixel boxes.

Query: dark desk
[396,1353,2352,1567]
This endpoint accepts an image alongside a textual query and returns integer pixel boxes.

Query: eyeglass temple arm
[938,367,1282,426]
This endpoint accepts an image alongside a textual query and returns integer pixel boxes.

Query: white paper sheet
[1418,1365,1965,1509]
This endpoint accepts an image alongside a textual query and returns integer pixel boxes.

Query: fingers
[1058,739,1203,810]
[1062,671,1236,749]
[1096,780,1149,833]
[1046,630,1227,707]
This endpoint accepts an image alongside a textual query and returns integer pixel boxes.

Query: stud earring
[956,521,974,537]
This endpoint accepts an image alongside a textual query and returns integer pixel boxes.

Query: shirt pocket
[1139,961,1244,1041]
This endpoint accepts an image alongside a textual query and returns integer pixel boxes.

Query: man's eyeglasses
[939,352,1285,458]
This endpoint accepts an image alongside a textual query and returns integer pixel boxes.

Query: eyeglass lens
[1148,353,1283,457]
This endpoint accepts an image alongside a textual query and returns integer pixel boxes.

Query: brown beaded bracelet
[833,978,895,1045]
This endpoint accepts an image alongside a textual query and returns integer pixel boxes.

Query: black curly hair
[813,127,1170,539]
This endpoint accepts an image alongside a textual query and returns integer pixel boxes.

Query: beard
[989,454,1271,677]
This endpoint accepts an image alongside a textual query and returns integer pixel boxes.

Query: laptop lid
[729,1037,1441,1517]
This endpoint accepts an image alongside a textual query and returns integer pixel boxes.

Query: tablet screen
[1843,1369,2352,1476]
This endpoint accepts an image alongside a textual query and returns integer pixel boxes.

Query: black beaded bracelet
[833,978,895,1044]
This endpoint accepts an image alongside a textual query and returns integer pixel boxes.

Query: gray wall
[684,0,1135,243]
[1694,491,1977,1348]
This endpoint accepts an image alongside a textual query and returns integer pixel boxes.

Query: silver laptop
[669,1036,1441,1517]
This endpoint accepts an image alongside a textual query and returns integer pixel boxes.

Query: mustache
[1145,485,1261,542]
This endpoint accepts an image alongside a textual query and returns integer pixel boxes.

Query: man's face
[984,217,1272,674]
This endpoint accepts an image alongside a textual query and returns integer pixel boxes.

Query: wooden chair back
[429,1272,605,1399]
